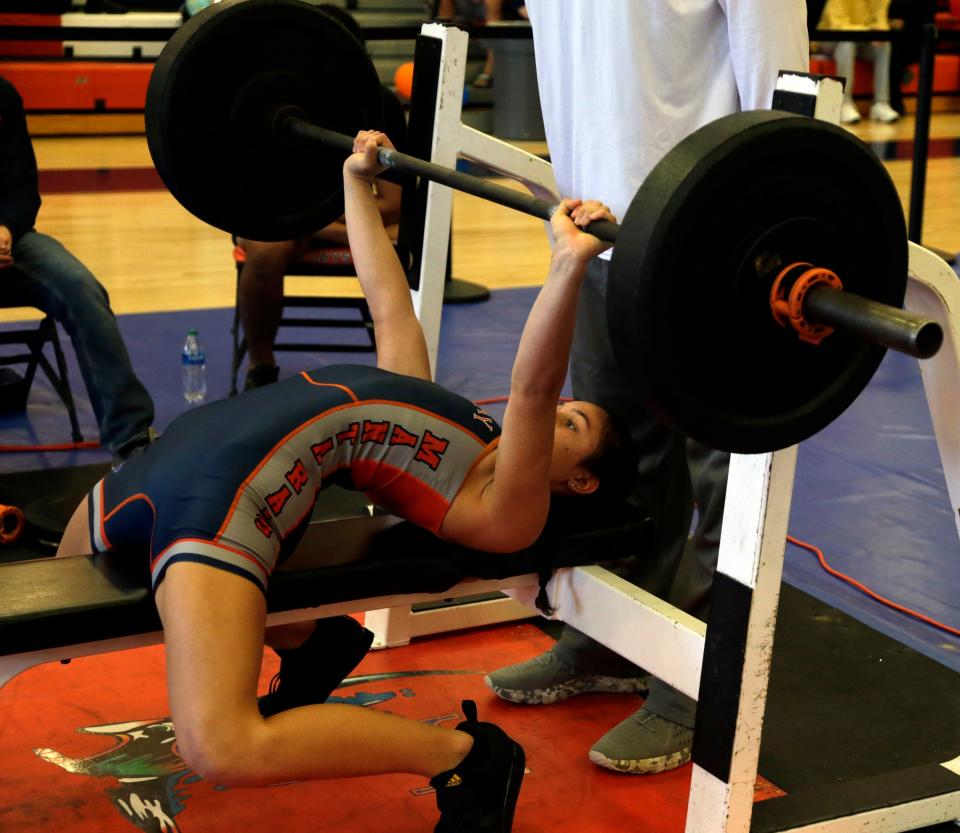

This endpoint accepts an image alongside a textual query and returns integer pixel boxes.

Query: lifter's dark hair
[544,407,638,536]
[579,406,638,504]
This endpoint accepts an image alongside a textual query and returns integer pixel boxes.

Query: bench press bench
[0,489,653,689]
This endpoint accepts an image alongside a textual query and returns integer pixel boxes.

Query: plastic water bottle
[182,329,207,405]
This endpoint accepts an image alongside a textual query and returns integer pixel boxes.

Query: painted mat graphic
[32,672,472,833]
[2,625,714,833]
[36,718,190,833]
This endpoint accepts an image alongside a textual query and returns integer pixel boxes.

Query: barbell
[144,0,942,454]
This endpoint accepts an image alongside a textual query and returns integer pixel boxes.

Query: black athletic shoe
[431,700,525,833]
[258,616,374,717]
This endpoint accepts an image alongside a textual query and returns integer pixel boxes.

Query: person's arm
[343,130,431,381]
[0,78,42,253]
[719,0,810,111]
[315,88,407,245]
[0,226,12,269]
[442,199,615,552]
[311,177,403,246]
[369,177,404,228]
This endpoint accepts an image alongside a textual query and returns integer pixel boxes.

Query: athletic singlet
[87,365,501,594]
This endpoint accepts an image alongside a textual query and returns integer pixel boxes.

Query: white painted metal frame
[906,241,960,540]
[681,239,960,833]
[407,23,561,374]
[686,448,798,833]
[408,21,468,379]
[506,566,706,701]
[773,782,960,833]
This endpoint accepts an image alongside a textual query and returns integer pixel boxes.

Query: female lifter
[56,131,631,832]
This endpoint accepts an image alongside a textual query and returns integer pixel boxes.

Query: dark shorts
[86,449,300,596]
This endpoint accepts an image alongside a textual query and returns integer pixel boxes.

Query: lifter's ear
[568,469,600,496]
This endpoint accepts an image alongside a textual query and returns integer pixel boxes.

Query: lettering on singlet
[285,460,310,494]
[251,417,455,538]
[254,507,273,538]
[474,411,496,432]
[311,438,334,464]
[389,425,419,448]
[362,420,390,444]
[414,430,450,471]
[336,422,360,445]
[266,484,293,515]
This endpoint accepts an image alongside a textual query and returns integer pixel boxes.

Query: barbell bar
[276,107,621,244]
[276,108,940,362]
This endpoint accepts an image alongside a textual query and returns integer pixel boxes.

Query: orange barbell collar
[770,263,844,346]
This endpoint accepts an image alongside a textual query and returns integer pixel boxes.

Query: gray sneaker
[589,708,693,774]
[484,649,649,705]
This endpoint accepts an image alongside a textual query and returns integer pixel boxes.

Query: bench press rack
[389,31,960,832]
[671,242,960,833]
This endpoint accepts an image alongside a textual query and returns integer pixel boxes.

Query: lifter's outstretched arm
[443,199,615,551]
[343,131,431,381]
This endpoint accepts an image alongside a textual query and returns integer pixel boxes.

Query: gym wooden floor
[1,112,958,325]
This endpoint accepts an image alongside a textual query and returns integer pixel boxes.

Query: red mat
[0,622,781,833]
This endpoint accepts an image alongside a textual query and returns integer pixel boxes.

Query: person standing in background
[886,0,937,116]
[817,0,901,123]
[485,0,809,775]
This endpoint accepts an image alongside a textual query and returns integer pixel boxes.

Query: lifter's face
[549,400,608,495]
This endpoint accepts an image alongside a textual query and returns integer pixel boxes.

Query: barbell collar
[278,114,621,243]
[804,285,943,359]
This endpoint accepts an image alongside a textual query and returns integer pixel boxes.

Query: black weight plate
[609,110,907,453]
[146,0,383,241]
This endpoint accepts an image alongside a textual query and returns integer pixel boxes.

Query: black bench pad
[0,495,652,657]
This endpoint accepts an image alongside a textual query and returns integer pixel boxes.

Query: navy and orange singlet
[87,365,502,595]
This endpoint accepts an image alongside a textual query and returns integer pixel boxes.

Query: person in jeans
[0,75,154,462]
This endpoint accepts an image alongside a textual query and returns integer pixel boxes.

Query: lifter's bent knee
[237,239,302,276]
[175,714,267,786]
